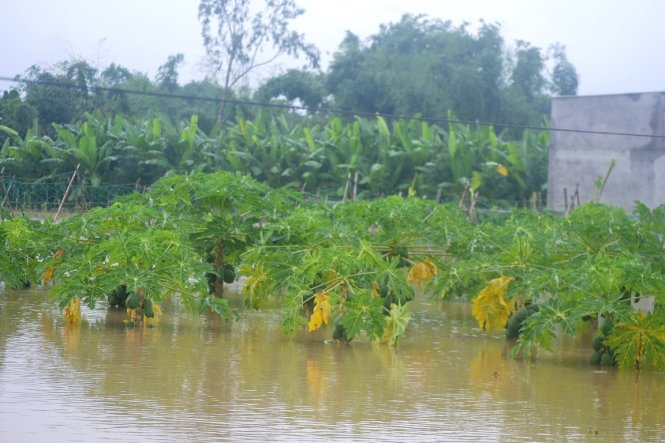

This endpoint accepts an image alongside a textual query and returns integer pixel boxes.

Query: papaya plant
[442,202,665,369]
[4,165,665,368]
[0,212,55,289]
[124,171,297,297]
[43,200,217,327]
[240,195,468,343]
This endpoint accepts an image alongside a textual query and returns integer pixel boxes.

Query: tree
[99,63,134,114]
[198,0,320,122]
[20,60,99,134]
[255,68,325,109]
[0,90,38,142]
[549,44,579,96]
[510,41,546,101]
[326,31,384,114]
[325,15,509,122]
[156,53,185,92]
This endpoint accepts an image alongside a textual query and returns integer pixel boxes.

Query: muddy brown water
[1,290,664,442]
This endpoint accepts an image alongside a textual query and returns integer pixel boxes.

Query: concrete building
[547,92,665,212]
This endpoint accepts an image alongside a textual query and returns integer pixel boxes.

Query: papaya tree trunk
[213,240,225,297]
[134,287,145,327]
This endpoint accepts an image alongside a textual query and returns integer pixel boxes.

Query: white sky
[1,0,664,96]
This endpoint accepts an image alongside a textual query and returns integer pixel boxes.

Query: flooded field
[1,290,664,442]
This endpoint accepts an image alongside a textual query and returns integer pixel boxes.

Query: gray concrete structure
[547,92,665,212]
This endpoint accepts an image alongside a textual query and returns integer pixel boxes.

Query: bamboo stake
[468,191,478,223]
[575,183,581,207]
[1,175,15,208]
[0,168,8,209]
[55,164,80,221]
[342,172,352,202]
[458,183,469,208]
[0,168,13,210]
[352,171,359,201]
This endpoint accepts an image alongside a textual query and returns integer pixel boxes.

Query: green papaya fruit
[589,350,602,365]
[126,293,139,309]
[600,319,614,335]
[205,271,217,294]
[506,319,521,340]
[107,293,119,307]
[222,264,236,284]
[592,335,604,352]
[143,299,154,318]
[514,308,529,323]
[600,352,614,367]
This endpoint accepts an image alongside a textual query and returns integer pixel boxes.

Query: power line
[2,75,665,139]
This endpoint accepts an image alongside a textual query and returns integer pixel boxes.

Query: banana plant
[0,125,60,179]
[140,115,212,176]
[112,115,171,185]
[56,121,116,189]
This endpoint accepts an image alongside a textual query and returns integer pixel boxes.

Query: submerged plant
[606,309,665,370]
[2,169,664,368]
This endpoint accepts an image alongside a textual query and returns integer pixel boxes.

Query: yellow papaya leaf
[243,273,265,297]
[308,291,332,332]
[382,303,411,345]
[371,281,380,299]
[407,259,438,287]
[64,297,81,327]
[471,276,515,331]
[53,249,64,259]
[126,307,140,324]
[496,164,509,176]
[42,267,55,286]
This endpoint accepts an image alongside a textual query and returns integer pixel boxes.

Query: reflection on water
[1,290,665,442]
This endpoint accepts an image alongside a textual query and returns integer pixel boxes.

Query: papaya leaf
[308,291,332,332]
[339,292,386,341]
[471,275,514,331]
[513,298,577,358]
[381,303,411,345]
[605,310,665,370]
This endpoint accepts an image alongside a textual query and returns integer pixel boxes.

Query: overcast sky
[1,0,664,96]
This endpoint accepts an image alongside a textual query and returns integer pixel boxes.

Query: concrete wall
[547,92,665,212]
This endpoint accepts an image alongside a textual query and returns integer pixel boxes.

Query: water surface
[1,290,664,442]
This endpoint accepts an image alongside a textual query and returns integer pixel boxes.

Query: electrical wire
[2,75,664,139]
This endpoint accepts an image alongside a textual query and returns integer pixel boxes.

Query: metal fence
[0,175,137,212]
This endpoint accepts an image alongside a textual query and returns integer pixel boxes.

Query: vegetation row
[1,171,664,370]
[1,112,549,208]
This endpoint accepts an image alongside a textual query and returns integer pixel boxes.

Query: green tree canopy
[0,90,38,142]
[324,14,576,128]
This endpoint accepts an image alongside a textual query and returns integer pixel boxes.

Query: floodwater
[1,290,664,442]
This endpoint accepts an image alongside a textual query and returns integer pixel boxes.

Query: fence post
[1,175,15,209]
[55,164,80,221]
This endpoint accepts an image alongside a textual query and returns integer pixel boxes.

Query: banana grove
[1,171,664,370]
[1,112,548,208]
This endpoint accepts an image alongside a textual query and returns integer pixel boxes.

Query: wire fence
[0,174,137,213]
[1,171,541,223]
